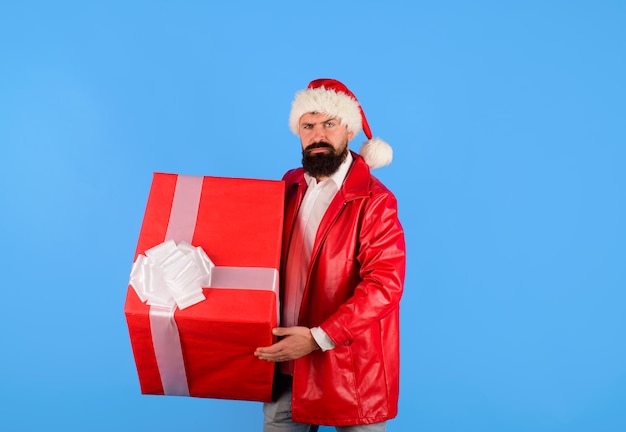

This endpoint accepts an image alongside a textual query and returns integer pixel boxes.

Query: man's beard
[302,142,348,178]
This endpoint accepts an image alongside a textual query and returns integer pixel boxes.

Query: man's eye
[302,124,312,129]
[325,122,334,127]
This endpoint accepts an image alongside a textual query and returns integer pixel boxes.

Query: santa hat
[289,78,392,169]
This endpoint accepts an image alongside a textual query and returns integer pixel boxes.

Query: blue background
[1,1,625,431]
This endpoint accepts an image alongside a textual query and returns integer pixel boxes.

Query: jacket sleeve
[319,190,406,346]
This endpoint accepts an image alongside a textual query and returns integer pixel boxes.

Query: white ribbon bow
[129,239,213,310]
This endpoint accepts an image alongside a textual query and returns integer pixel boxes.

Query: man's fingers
[271,327,291,337]
[254,339,286,358]
[255,327,315,362]
[255,347,284,362]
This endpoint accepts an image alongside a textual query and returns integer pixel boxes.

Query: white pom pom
[359,138,392,169]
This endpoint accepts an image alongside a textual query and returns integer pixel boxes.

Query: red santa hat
[289,78,392,169]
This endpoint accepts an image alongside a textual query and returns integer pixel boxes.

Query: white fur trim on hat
[289,87,363,135]
[360,137,393,169]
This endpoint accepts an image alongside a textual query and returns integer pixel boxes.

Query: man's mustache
[304,142,333,154]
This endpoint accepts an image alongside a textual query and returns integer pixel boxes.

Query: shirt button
[344,340,352,346]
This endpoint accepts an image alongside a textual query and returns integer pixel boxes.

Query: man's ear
[348,130,355,141]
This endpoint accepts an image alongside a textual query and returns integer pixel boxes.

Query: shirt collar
[304,151,353,188]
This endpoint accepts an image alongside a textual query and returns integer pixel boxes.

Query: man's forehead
[300,112,341,123]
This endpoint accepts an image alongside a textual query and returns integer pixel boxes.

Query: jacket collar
[282,151,373,276]
[337,151,371,202]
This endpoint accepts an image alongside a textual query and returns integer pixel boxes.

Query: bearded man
[255,79,406,432]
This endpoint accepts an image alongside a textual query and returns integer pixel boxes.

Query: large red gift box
[124,173,284,402]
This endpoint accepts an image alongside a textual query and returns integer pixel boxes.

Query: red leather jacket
[280,152,406,426]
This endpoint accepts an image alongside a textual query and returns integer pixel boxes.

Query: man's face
[298,112,354,179]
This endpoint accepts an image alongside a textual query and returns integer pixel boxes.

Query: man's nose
[312,124,326,141]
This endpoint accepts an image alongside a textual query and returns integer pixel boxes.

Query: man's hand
[254,326,320,362]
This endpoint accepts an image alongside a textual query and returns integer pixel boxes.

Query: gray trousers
[263,376,386,432]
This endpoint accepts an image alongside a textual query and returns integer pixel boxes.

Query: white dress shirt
[281,152,353,373]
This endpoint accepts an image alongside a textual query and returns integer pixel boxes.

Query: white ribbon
[148,305,190,395]
[130,239,279,310]
[129,174,279,396]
